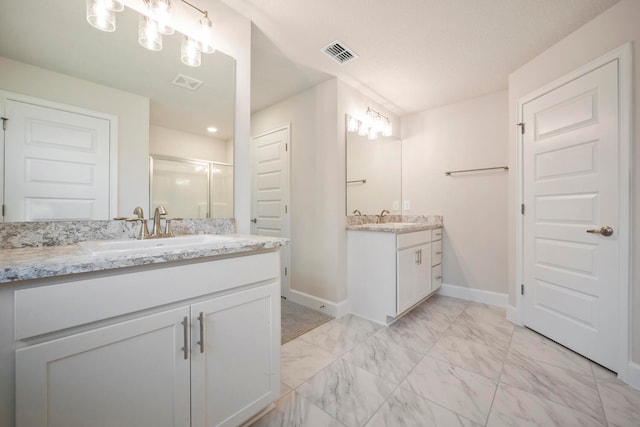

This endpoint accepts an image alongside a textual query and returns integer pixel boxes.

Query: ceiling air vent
[171,74,204,91]
[321,40,358,64]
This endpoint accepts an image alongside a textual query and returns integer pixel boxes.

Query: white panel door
[190,283,279,427]
[15,307,191,427]
[251,127,290,294]
[522,60,619,370]
[4,99,110,221]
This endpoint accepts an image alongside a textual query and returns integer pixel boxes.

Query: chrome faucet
[377,209,390,224]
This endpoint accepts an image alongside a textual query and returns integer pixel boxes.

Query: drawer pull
[181,316,189,360]
[197,312,205,354]
[435,275,442,280]
[435,251,442,255]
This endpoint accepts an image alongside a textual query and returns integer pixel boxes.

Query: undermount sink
[78,234,240,255]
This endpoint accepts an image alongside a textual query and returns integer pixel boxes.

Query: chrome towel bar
[445,166,509,176]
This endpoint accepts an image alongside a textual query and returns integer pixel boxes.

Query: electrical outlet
[392,200,399,211]
[403,200,411,211]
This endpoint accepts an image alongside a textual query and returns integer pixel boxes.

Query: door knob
[586,226,614,237]
[251,218,257,223]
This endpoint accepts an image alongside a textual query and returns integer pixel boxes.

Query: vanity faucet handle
[166,217,183,237]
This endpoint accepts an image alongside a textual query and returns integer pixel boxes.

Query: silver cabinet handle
[435,251,442,255]
[419,249,422,264]
[197,312,205,353]
[435,275,442,280]
[586,226,614,236]
[251,218,257,223]
[181,316,189,360]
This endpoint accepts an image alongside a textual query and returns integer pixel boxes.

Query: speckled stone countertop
[346,214,443,234]
[0,234,288,284]
[346,222,442,233]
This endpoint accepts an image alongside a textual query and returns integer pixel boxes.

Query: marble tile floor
[251,295,640,427]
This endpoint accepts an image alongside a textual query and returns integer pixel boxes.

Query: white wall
[508,0,640,363]
[251,79,398,308]
[149,125,228,162]
[402,91,509,294]
[0,56,150,216]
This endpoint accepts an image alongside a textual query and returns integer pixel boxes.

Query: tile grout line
[483,319,517,426]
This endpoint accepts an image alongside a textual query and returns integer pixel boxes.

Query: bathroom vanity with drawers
[347,222,443,324]
[0,234,287,427]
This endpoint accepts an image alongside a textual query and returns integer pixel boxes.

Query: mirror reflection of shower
[150,156,233,219]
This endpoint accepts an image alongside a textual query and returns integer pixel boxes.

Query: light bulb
[138,15,162,51]
[86,0,116,32]
[181,36,201,67]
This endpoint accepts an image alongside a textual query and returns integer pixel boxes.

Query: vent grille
[171,74,203,91]
[321,40,358,64]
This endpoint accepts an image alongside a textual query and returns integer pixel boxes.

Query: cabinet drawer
[432,240,442,266]
[432,264,442,290]
[397,230,430,249]
[431,228,442,241]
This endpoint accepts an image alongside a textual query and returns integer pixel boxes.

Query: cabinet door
[415,242,432,300]
[16,307,191,427]
[190,282,280,427]
[397,246,418,313]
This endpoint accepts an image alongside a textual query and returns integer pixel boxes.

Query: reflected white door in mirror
[1,92,116,222]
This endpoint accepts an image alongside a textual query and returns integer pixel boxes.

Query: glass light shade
[143,0,173,35]
[382,120,392,136]
[197,16,215,54]
[347,116,359,132]
[105,0,124,12]
[86,0,116,32]
[181,36,201,67]
[367,127,378,140]
[358,122,368,136]
[138,15,163,51]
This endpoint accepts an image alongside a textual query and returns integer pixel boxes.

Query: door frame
[250,124,291,297]
[0,90,119,220]
[515,43,632,380]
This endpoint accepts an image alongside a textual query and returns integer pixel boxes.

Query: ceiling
[0,0,236,140]
[228,0,620,115]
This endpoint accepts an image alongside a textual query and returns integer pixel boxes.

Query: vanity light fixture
[86,0,215,67]
[347,108,392,140]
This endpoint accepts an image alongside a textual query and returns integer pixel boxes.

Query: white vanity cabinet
[13,251,281,427]
[348,228,442,324]
[396,232,432,313]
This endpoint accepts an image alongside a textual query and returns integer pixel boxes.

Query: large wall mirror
[0,0,235,222]
[346,115,401,215]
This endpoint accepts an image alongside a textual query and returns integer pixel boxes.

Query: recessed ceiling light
[207,127,217,133]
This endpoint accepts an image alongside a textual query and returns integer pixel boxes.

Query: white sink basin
[78,234,240,255]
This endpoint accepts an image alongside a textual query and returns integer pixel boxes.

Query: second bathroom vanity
[347,220,442,324]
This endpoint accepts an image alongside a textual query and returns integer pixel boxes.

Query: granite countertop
[0,234,289,284]
[346,223,442,233]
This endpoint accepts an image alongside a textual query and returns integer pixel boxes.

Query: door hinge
[284,267,288,276]
[285,143,288,152]
[285,205,288,214]
[521,204,525,215]
[1,117,7,131]
[521,284,525,295]
[1,205,4,217]
[517,122,525,134]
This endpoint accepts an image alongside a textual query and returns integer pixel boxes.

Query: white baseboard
[624,361,640,390]
[285,289,347,318]
[437,283,508,307]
